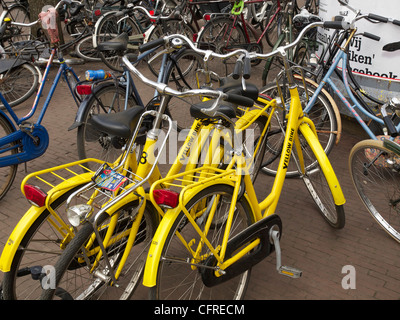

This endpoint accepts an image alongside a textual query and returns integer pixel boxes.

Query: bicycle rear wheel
[40,200,158,300]
[2,184,87,300]
[149,184,254,300]
[0,114,18,200]
[349,139,400,242]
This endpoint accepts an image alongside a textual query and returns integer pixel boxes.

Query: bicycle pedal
[278,266,302,278]
[270,229,302,279]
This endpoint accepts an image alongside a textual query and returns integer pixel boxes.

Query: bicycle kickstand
[270,230,302,278]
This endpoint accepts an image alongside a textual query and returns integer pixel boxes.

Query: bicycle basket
[38,6,60,45]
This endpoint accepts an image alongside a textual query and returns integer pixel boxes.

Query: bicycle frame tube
[304,48,390,140]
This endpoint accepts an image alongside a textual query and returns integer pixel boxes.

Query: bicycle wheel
[146,19,195,77]
[95,13,142,72]
[3,4,30,46]
[349,139,400,242]
[1,183,88,300]
[0,114,18,200]
[40,200,158,300]
[299,125,345,229]
[150,184,254,300]
[259,80,337,177]
[76,81,138,164]
[263,1,284,47]
[75,34,101,62]
[197,16,246,77]
[163,48,205,131]
[0,63,39,108]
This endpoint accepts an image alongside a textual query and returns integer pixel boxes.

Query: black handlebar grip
[323,21,350,30]
[368,13,388,23]
[139,38,165,53]
[383,115,398,137]
[393,19,400,26]
[243,57,251,80]
[225,93,254,108]
[363,32,380,41]
[232,60,242,80]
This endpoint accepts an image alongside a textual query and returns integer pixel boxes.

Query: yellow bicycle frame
[142,88,346,287]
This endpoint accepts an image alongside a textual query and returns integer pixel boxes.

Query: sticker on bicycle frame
[92,163,128,191]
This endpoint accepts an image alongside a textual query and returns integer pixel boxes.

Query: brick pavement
[1,58,400,301]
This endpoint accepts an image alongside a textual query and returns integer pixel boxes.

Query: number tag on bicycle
[92,163,128,192]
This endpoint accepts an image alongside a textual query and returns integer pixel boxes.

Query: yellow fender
[0,173,93,272]
[143,178,254,288]
[299,121,346,206]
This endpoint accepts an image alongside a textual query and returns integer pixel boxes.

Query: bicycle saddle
[89,105,144,138]
[97,33,128,52]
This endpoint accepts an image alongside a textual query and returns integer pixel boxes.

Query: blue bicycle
[260,1,400,176]
[0,2,84,200]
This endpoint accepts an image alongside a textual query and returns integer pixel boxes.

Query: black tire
[0,113,18,200]
[2,4,30,47]
[95,13,142,72]
[40,200,158,300]
[0,63,39,108]
[300,127,345,229]
[197,16,247,77]
[2,184,88,300]
[349,139,400,241]
[146,19,195,77]
[162,48,205,131]
[259,80,337,177]
[76,82,138,166]
[150,184,255,300]
[75,34,101,62]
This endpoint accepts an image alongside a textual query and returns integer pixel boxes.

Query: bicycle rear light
[153,189,179,208]
[204,14,211,21]
[94,9,101,16]
[76,85,92,95]
[24,184,47,207]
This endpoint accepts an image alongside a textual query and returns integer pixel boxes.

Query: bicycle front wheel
[259,80,337,177]
[40,200,158,300]
[197,16,246,77]
[163,48,205,131]
[150,184,254,300]
[299,124,345,229]
[0,63,39,108]
[349,139,400,242]
[75,34,101,62]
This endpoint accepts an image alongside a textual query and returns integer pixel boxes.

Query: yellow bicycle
[38,21,346,300]
[141,30,347,298]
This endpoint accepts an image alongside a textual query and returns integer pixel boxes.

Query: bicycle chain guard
[1,124,50,166]
[200,214,282,287]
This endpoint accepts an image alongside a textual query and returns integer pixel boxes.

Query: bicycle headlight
[67,204,93,227]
